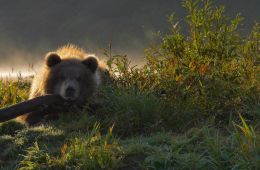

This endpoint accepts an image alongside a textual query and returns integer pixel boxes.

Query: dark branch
[0,94,65,123]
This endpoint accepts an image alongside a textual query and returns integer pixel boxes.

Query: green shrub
[106,0,260,121]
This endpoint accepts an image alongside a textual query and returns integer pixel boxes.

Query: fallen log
[0,94,65,123]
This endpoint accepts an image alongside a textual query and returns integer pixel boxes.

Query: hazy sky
[0,0,259,70]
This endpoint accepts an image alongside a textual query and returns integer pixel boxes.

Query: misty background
[0,0,260,72]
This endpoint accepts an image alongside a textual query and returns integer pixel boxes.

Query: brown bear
[17,44,108,125]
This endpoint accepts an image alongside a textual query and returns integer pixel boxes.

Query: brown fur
[17,44,108,125]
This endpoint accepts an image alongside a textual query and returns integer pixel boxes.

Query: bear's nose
[65,87,75,97]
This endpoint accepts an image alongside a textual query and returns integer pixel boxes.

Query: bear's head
[44,52,99,105]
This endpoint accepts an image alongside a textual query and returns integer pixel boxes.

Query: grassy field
[1,0,260,169]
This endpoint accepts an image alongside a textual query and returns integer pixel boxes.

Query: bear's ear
[82,56,98,73]
[45,52,61,67]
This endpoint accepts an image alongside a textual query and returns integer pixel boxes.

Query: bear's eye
[60,75,65,80]
[76,77,82,82]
